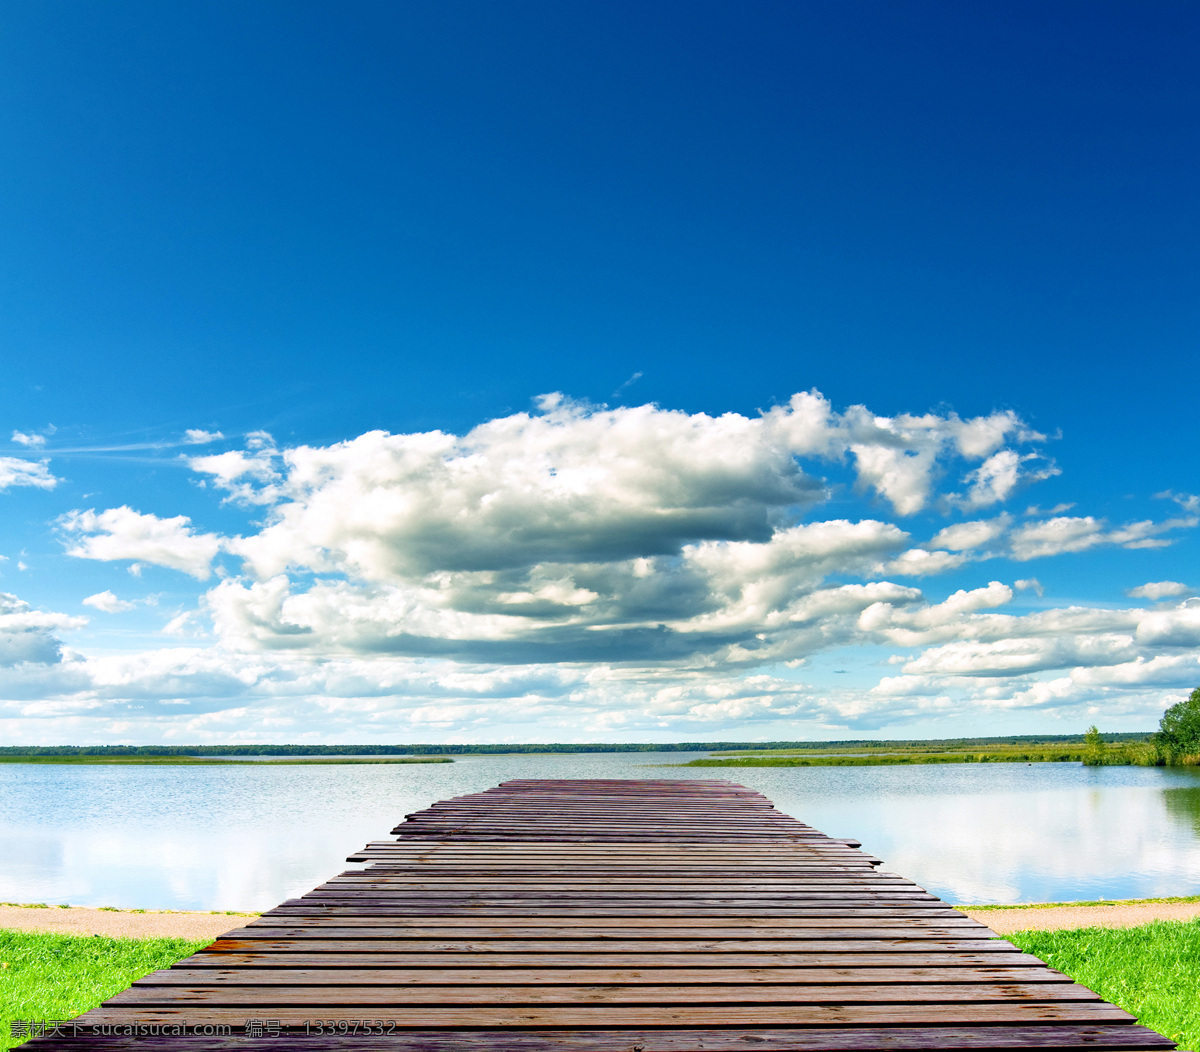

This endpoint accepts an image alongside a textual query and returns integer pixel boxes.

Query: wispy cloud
[82,590,137,613]
[1127,581,1190,601]
[612,371,643,399]
[0,457,57,491]
[183,429,225,445]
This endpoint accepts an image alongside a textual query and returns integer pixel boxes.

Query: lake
[3,754,1199,911]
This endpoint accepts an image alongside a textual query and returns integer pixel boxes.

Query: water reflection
[1163,785,1200,836]
[1,756,1198,911]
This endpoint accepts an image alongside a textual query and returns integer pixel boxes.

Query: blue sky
[1,1,1197,744]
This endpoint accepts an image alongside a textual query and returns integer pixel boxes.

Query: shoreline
[3,897,1198,940]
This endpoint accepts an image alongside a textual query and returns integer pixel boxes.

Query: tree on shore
[1157,687,1200,761]
[1082,725,1106,765]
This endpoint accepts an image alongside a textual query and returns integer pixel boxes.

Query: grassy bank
[1008,919,1200,1048]
[679,738,1166,767]
[0,755,452,765]
[0,931,206,1051]
[0,735,1152,759]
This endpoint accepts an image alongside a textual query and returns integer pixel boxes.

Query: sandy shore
[961,901,1200,933]
[0,906,256,941]
[2,901,1197,940]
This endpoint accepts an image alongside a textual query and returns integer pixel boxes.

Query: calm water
[3,755,1199,910]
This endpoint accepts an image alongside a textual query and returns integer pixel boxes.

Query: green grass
[680,751,1090,766]
[0,930,207,1050]
[1008,919,1200,1048]
[679,739,1168,766]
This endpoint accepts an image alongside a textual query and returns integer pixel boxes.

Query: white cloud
[902,633,1137,678]
[957,450,1059,508]
[188,446,281,505]
[0,457,57,491]
[1134,604,1200,648]
[929,515,1011,552]
[60,507,225,580]
[884,548,967,576]
[11,430,46,448]
[2,590,1199,740]
[1157,491,1200,515]
[82,591,137,613]
[1009,516,1106,559]
[1127,581,1190,601]
[1,392,1196,740]
[1025,502,1074,517]
[1009,514,1197,561]
[830,405,1046,516]
[0,592,84,667]
[147,395,1200,677]
[183,429,225,445]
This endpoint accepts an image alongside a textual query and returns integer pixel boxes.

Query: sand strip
[2,901,1198,940]
[962,901,1200,933]
[0,906,255,941]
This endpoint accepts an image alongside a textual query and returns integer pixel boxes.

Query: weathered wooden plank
[275,892,937,901]
[258,902,969,911]
[311,875,921,884]
[16,1026,1177,1052]
[210,927,989,942]
[232,916,982,932]
[172,951,1050,967]
[74,1003,1137,1026]
[109,983,1102,1007]
[140,967,1075,986]
[225,938,1015,955]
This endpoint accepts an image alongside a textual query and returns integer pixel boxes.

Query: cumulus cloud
[955,452,1059,509]
[183,429,225,445]
[858,590,1200,731]
[87,393,1192,672]
[192,515,921,666]
[0,457,57,491]
[1009,513,1197,561]
[884,548,967,577]
[11,430,46,448]
[928,515,1011,552]
[60,507,225,579]
[82,591,137,613]
[3,592,1200,741]
[228,403,830,577]
[902,634,1137,678]
[0,592,84,667]
[189,438,282,505]
[1127,581,1190,601]
[0,643,974,741]
[8,391,1197,739]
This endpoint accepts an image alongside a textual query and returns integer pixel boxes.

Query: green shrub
[1158,687,1200,763]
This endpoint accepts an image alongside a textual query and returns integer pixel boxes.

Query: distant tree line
[0,732,1155,757]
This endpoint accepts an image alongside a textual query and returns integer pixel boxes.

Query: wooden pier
[34,779,1174,1051]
